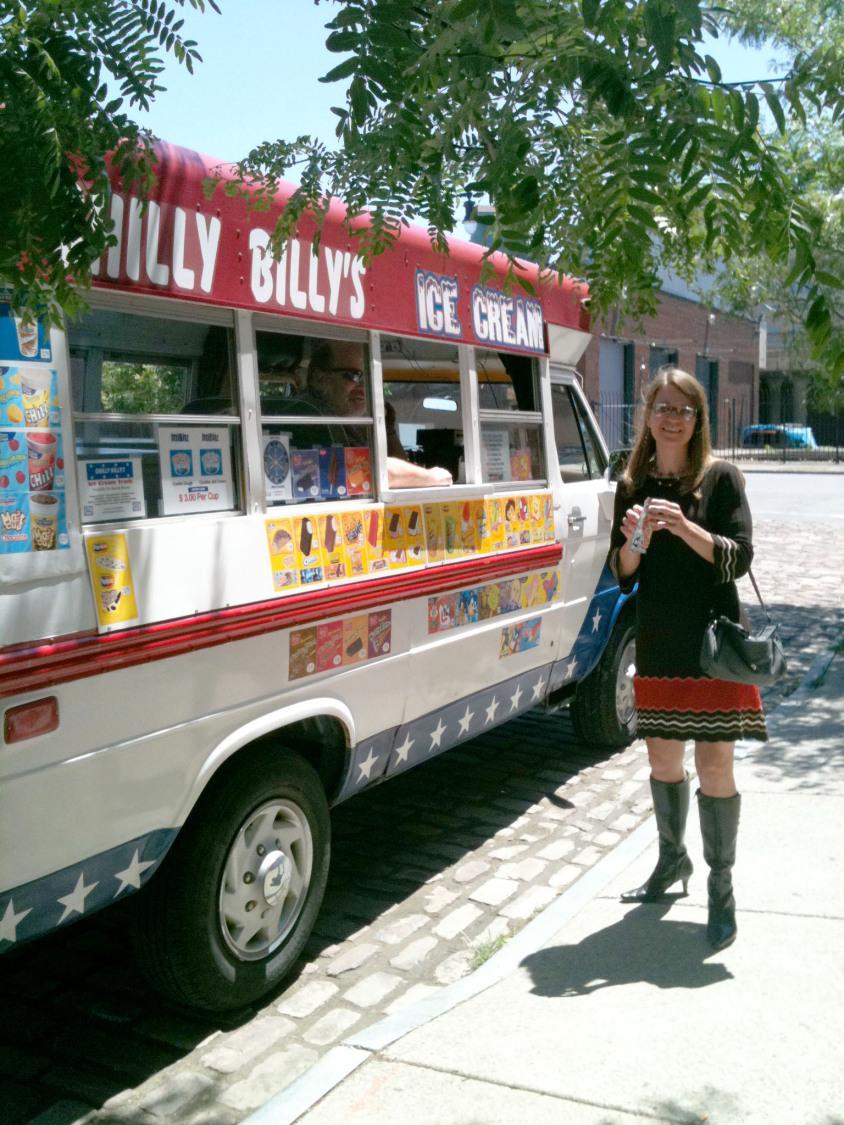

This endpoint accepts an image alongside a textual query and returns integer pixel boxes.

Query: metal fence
[591,394,843,464]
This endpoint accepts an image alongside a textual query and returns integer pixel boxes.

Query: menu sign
[158,425,234,515]
[78,458,146,522]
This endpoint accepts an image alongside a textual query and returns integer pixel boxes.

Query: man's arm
[386,456,452,488]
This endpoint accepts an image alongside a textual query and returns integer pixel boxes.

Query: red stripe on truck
[0,544,561,699]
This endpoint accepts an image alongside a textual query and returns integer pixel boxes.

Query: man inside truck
[305,340,453,489]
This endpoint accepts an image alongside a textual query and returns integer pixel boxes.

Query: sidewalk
[733,459,844,473]
[256,648,844,1125]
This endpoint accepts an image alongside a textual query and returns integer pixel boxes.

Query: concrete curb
[736,463,844,474]
[245,637,844,1125]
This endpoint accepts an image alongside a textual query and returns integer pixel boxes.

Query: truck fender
[177,697,356,826]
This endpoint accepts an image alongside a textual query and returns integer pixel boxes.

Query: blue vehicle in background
[741,424,818,450]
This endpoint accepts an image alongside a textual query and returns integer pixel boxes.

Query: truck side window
[69,309,240,521]
[476,349,545,485]
[550,383,607,482]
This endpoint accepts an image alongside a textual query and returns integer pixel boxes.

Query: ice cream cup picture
[200,449,222,476]
[15,318,39,358]
[30,492,59,551]
[170,451,192,477]
[20,366,52,427]
[27,431,57,491]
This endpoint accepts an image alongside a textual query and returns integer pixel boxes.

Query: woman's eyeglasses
[652,402,697,420]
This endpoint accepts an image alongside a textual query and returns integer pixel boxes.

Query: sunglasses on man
[322,368,365,384]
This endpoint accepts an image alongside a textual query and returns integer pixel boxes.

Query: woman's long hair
[622,367,713,494]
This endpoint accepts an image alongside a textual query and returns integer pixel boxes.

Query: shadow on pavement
[522,903,733,997]
[0,712,604,1122]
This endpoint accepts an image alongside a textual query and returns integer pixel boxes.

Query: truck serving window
[257,331,374,505]
[69,308,241,521]
[380,334,463,483]
[476,348,545,486]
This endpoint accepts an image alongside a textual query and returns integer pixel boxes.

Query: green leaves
[7,0,844,389]
[762,83,787,133]
[643,0,678,69]
[0,0,219,325]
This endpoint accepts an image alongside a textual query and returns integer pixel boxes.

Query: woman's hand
[620,504,651,550]
[645,498,689,538]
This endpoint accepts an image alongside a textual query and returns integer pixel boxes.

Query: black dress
[609,460,767,743]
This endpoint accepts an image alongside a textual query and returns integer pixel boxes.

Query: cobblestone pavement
[3,518,842,1125]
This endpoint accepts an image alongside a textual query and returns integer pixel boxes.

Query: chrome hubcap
[219,798,313,961]
[615,637,637,727]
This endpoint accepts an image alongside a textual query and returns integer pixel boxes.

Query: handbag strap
[747,568,772,623]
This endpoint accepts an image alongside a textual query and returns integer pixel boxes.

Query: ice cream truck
[0,143,636,1011]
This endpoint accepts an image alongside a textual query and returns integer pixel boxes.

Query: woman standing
[610,368,767,951]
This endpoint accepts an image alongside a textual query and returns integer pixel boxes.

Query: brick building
[577,285,761,452]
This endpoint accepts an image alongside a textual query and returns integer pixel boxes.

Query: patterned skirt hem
[637,709,768,743]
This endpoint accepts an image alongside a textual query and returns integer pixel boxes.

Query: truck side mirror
[606,448,630,482]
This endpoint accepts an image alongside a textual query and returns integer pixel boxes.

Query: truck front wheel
[570,603,637,748]
[132,750,330,1013]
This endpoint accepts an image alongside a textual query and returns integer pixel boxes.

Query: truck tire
[570,603,637,749]
[132,750,330,1013]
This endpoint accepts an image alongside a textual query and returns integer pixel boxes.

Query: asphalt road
[744,470,844,522]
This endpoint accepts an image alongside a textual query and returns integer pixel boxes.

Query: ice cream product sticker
[344,447,372,496]
[439,501,463,558]
[29,492,60,551]
[0,365,61,428]
[265,517,299,591]
[289,626,318,679]
[342,615,368,662]
[158,425,234,515]
[509,448,532,481]
[367,610,391,657]
[295,515,323,583]
[499,617,541,657]
[422,503,445,562]
[288,609,392,680]
[291,449,321,500]
[319,445,347,499]
[340,509,367,575]
[365,507,387,571]
[428,593,457,633]
[0,305,51,362]
[483,498,505,552]
[321,512,347,580]
[316,620,344,672]
[84,532,139,631]
[400,504,425,566]
[0,489,70,555]
[0,430,27,493]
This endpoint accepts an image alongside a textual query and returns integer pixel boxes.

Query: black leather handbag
[700,570,787,687]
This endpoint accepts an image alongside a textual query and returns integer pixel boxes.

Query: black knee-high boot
[621,776,693,903]
[698,791,741,951]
